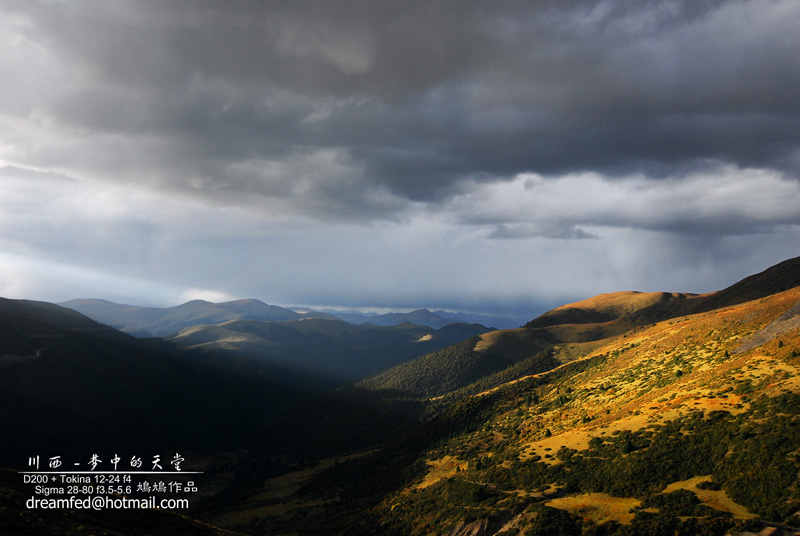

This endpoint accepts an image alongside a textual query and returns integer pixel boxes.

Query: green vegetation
[343,274,800,534]
[357,337,519,397]
[172,318,491,383]
[365,393,800,535]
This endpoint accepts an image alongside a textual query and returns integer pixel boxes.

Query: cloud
[448,166,800,238]
[0,0,797,219]
[487,223,598,240]
[1,1,799,316]
[178,288,236,304]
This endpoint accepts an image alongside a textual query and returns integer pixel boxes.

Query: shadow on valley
[4,256,800,535]
[0,297,430,535]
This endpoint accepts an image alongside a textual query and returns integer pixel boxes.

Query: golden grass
[416,455,469,489]
[473,328,554,360]
[520,429,594,464]
[519,410,658,464]
[663,476,757,519]
[475,356,593,399]
[386,287,800,532]
[473,329,507,352]
[543,291,704,321]
[510,288,800,470]
[546,493,641,524]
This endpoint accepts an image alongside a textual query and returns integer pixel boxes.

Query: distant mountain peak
[224,298,267,305]
[174,299,215,311]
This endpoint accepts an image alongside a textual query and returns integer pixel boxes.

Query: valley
[2,256,800,535]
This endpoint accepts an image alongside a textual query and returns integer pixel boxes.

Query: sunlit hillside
[369,285,800,535]
[212,260,800,536]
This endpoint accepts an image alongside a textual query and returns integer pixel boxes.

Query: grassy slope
[356,324,612,399]
[220,267,800,535]
[366,285,800,535]
[523,291,699,328]
[163,257,800,535]
[357,294,697,399]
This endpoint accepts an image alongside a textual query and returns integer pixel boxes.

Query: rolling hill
[168,318,492,381]
[353,283,800,536]
[523,290,700,329]
[0,297,436,536]
[60,299,508,338]
[355,293,651,399]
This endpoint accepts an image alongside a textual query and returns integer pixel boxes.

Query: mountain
[6,256,800,536]
[360,257,800,399]
[356,293,645,399]
[432,310,529,330]
[353,283,800,536]
[592,254,800,330]
[523,290,700,329]
[0,296,423,535]
[0,297,307,468]
[168,317,492,381]
[60,298,336,337]
[363,308,462,329]
[323,308,462,329]
[322,308,529,330]
[207,256,800,536]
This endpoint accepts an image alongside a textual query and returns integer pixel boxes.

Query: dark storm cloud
[2,0,798,220]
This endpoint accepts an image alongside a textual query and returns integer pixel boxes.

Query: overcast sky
[1,0,799,320]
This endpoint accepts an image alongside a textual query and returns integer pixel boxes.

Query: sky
[1,0,799,321]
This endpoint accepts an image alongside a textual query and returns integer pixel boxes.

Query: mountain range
[2,255,800,536]
[168,317,491,382]
[0,297,307,468]
[59,299,521,337]
[324,308,526,330]
[191,255,800,535]
[59,298,337,337]
[61,298,523,336]
[58,298,493,384]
